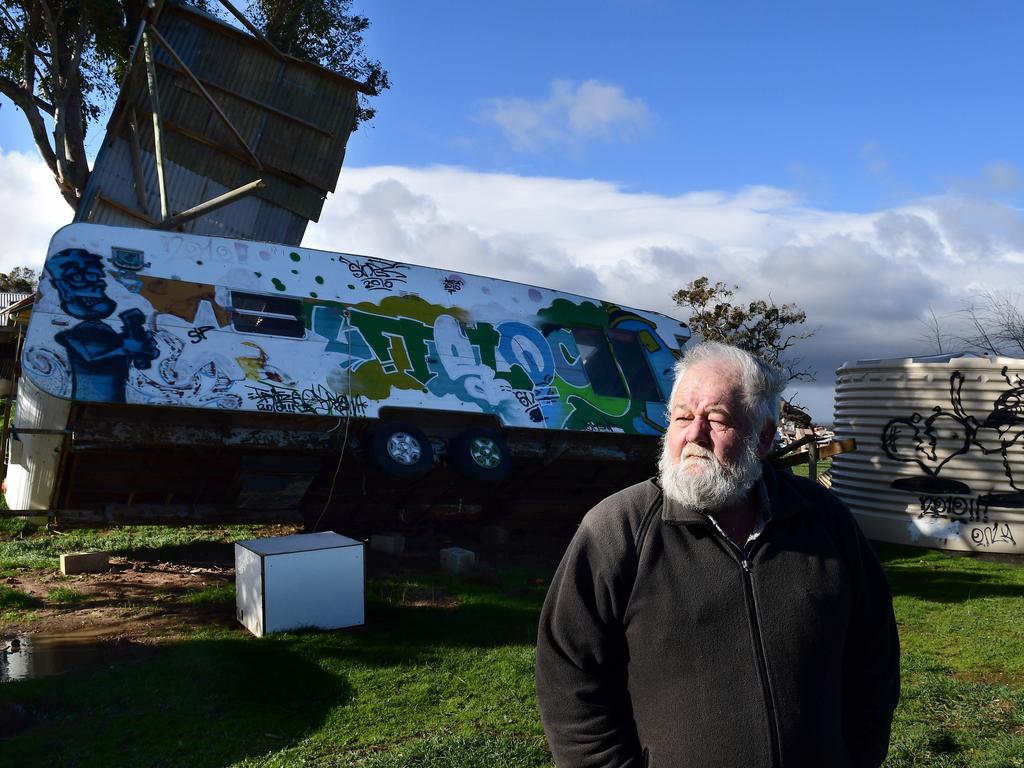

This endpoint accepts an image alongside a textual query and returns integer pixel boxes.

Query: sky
[2,0,1024,422]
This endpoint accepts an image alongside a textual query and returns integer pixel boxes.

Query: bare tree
[917,305,953,355]
[957,290,1024,356]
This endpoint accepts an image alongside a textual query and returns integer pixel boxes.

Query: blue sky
[349,1,1024,211]
[1,0,1023,422]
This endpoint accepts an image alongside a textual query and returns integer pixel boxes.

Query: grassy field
[0,512,1022,767]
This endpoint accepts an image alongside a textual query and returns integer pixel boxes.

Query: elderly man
[536,342,899,768]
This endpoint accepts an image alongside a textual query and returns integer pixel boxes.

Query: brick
[371,532,405,556]
[440,546,476,575]
[60,551,109,575]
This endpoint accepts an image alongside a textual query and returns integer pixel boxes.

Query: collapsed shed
[77,0,372,245]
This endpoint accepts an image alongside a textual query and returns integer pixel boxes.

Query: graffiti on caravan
[247,383,369,416]
[43,248,159,402]
[882,368,1024,509]
[338,254,407,291]
[309,298,675,432]
[26,235,681,435]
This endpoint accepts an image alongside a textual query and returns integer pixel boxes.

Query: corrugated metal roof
[0,293,31,309]
[78,1,366,245]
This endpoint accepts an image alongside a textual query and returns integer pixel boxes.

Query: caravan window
[607,328,662,402]
[571,328,627,398]
[231,291,305,338]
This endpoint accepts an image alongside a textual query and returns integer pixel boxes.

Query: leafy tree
[671,276,815,381]
[0,0,388,210]
[0,266,38,292]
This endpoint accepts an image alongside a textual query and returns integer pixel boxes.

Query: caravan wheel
[369,422,434,478]
[451,428,511,483]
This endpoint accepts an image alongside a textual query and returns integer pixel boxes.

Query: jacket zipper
[740,555,781,768]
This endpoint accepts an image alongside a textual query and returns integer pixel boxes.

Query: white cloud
[4,151,1024,422]
[0,148,72,274]
[479,79,651,152]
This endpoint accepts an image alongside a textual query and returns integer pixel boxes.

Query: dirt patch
[951,668,1024,687]
[2,558,240,641]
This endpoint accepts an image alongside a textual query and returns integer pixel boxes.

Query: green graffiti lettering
[347,310,434,384]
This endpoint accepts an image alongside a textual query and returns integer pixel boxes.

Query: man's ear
[756,421,777,458]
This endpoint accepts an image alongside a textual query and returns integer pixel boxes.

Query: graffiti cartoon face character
[45,249,118,320]
[44,248,158,403]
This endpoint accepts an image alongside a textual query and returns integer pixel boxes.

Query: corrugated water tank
[235,532,364,637]
[831,352,1024,553]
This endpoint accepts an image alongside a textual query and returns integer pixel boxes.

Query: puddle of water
[1,632,146,683]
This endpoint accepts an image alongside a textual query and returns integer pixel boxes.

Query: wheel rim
[468,436,503,469]
[386,432,422,465]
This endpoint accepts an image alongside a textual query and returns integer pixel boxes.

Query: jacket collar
[658,462,814,525]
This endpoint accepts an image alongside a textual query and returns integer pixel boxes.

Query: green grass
[0,523,278,570]
[0,582,39,623]
[47,586,86,604]
[0,570,549,768]
[789,456,832,480]
[0,583,36,611]
[0,532,1021,767]
[181,583,235,605]
[879,545,1024,768]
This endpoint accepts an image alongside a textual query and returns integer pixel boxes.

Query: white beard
[659,437,763,513]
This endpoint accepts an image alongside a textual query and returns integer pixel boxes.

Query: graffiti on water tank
[882,368,1024,511]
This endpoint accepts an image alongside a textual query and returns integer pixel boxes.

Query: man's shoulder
[766,465,860,535]
[577,478,662,543]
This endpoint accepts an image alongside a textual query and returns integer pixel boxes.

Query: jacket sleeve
[840,509,901,768]
[535,499,644,768]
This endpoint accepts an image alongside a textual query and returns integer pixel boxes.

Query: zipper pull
[741,559,751,573]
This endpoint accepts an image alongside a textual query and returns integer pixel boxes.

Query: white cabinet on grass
[235,532,364,637]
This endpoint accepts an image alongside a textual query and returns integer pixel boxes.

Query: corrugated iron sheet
[78,2,365,245]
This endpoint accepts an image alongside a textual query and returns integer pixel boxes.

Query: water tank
[832,352,1024,553]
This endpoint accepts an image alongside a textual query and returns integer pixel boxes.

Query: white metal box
[234,532,364,637]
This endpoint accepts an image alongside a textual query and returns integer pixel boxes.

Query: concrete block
[371,532,405,556]
[480,525,510,548]
[440,546,477,575]
[60,551,109,575]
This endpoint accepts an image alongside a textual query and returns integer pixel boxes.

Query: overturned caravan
[7,223,690,526]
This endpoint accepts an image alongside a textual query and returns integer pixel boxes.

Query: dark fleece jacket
[536,465,899,768]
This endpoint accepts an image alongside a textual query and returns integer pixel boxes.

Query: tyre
[368,422,434,478]
[451,427,511,483]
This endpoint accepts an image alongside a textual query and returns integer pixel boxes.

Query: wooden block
[60,551,109,575]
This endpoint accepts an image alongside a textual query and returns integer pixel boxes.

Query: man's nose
[683,416,712,445]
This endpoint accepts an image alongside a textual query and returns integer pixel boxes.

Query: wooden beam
[771,438,857,469]
[127,107,151,216]
[157,178,266,229]
[94,194,159,225]
[143,32,169,221]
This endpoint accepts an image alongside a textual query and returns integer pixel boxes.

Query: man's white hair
[668,342,787,438]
